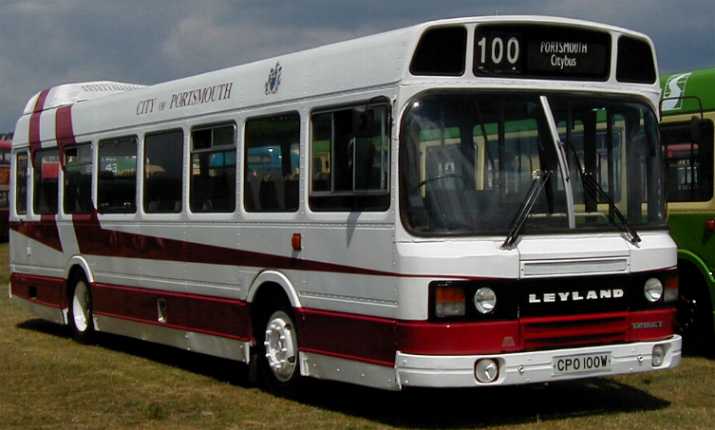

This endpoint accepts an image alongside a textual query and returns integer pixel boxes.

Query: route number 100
[477,36,520,66]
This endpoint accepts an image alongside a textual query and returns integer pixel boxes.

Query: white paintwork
[23,82,145,115]
[300,351,400,390]
[7,16,677,390]
[11,298,66,325]
[64,256,95,283]
[396,335,681,387]
[248,271,302,308]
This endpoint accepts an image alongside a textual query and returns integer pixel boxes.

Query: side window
[98,136,137,213]
[63,143,93,214]
[310,103,390,211]
[663,120,714,202]
[33,149,59,214]
[15,152,28,215]
[190,124,236,213]
[144,130,183,213]
[244,113,300,212]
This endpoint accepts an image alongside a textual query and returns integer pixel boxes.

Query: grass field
[1,242,714,429]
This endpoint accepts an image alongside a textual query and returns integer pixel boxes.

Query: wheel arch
[678,249,715,308]
[64,256,94,284]
[247,270,302,308]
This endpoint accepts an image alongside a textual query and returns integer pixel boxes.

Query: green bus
[661,67,715,352]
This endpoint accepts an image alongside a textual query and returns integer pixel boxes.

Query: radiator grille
[521,312,629,350]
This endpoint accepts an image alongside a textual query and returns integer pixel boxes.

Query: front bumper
[395,335,681,388]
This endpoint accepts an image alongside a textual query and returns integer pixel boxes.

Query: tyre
[258,308,301,393]
[68,277,95,343]
[677,268,714,355]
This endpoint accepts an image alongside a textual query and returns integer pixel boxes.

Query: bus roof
[14,15,658,149]
[661,67,715,116]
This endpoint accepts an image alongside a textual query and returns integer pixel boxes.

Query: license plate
[553,352,611,375]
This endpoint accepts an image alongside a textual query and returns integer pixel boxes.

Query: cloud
[0,0,713,131]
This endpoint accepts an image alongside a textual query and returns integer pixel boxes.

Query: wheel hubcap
[264,311,297,382]
[72,281,90,332]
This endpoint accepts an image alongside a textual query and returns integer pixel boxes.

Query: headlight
[474,287,497,314]
[644,278,663,303]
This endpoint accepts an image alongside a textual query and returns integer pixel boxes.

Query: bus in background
[0,133,12,242]
[660,67,715,352]
[9,17,680,392]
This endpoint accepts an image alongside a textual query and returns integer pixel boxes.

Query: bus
[660,67,715,352]
[0,133,12,241]
[9,16,681,392]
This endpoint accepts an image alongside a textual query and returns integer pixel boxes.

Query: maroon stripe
[29,89,50,166]
[10,273,67,308]
[55,105,76,166]
[91,282,252,341]
[297,308,524,364]
[32,89,50,113]
[9,215,63,252]
[296,307,397,366]
[10,274,677,365]
[397,319,522,355]
[71,210,486,280]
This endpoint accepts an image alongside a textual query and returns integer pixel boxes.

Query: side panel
[91,283,252,341]
[664,110,715,324]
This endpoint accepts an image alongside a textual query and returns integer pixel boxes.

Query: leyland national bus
[9,16,681,391]
[660,67,715,352]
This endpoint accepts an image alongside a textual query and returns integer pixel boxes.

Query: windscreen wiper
[502,170,553,249]
[580,172,641,244]
[561,139,641,244]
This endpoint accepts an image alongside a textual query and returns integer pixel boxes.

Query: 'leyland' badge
[265,62,282,95]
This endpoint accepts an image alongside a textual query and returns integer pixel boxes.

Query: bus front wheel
[259,308,301,393]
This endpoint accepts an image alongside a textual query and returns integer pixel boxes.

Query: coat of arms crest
[265,62,282,95]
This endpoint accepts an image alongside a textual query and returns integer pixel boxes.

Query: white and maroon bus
[9,16,681,391]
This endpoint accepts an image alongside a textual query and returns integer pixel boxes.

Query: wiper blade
[502,170,553,249]
[580,173,641,244]
[557,127,641,245]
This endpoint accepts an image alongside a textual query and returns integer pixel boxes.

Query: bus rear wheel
[68,277,95,343]
[259,308,301,392]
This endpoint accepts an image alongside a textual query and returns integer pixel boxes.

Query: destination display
[474,24,611,80]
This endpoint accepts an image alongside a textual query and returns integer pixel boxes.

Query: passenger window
[310,103,390,211]
[663,120,714,202]
[144,130,183,213]
[244,113,300,212]
[15,152,28,215]
[33,149,59,214]
[98,136,137,213]
[63,143,93,214]
[190,124,236,213]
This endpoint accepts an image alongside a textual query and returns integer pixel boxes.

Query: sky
[0,0,713,133]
